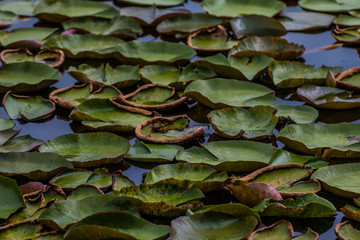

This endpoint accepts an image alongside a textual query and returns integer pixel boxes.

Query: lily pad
[39,195,139,229]
[3,92,55,121]
[193,53,273,81]
[42,34,125,59]
[0,62,61,93]
[63,16,142,39]
[33,0,119,23]
[0,11,19,29]
[0,222,43,239]
[156,13,223,35]
[113,170,135,191]
[201,0,286,18]
[229,36,305,60]
[113,183,204,217]
[68,63,140,89]
[69,98,153,132]
[116,0,184,7]
[0,118,14,131]
[274,104,319,124]
[277,123,360,158]
[135,115,204,144]
[230,15,286,39]
[184,78,276,109]
[39,132,130,167]
[67,185,103,200]
[299,0,360,13]
[336,66,360,91]
[311,163,360,198]
[279,11,335,31]
[0,134,44,153]
[249,220,293,240]
[332,26,360,43]
[335,221,360,240]
[0,152,72,181]
[144,163,229,192]
[0,1,34,16]
[334,14,360,27]
[125,140,183,163]
[0,176,25,219]
[269,61,343,88]
[64,211,170,240]
[341,204,360,222]
[208,106,278,139]
[176,140,277,172]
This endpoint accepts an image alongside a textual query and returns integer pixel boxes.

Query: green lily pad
[201,0,286,18]
[229,36,305,60]
[274,104,319,124]
[0,62,61,93]
[293,228,319,240]
[269,61,343,88]
[253,193,336,218]
[334,14,360,27]
[63,16,142,39]
[113,183,205,217]
[0,152,72,181]
[0,27,58,50]
[3,92,55,121]
[341,204,360,222]
[184,78,276,109]
[299,0,360,13]
[125,140,183,163]
[0,1,34,16]
[193,53,273,81]
[0,118,14,131]
[68,63,140,89]
[39,132,130,167]
[230,15,286,39]
[176,140,277,172]
[279,11,335,31]
[269,149,327,169]
[116,0,184,6]
[208,106,278,139]
[0,176,25,219]
[49,83,120,109]
[0,11,18,29]
[33,0,119,23]
[120,5,190,27]
[113,170,135,191]
[277,123,360,158]
[69,98,153,132]
[145,163,229,192]
[64,211,170,240]
[67,185,103,201]
[98,40,196,65]
[42,34,125,59]
[335,221,360,240]
[336,67,360,91]
[249,220,293,240]
[156,13,223,35]
[311,163,360,198]
[0,135,44,153]
[0,222,43,239]
[39,195,139,229]
[331,27,360,44]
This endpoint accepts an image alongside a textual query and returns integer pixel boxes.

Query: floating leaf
[341,204,360,222]
[335,221,360,240]
[0,222,43,239]
[0,135,44,153]
[274,104,318,124]
[116,0,184,7]
[336,66,360,91]
[249,220,293,240]
[0,176,25,219]
[279,11,335,31]
[112,170,135,191]
[269,149,327,169]
[0,11,18,29]
[299,0,360,13]
[0,1,34,16]
[0,118,14,131]
[334,14,360,27]
[332,26,360,44]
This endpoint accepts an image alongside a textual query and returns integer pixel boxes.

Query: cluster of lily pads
[0,0,360,239]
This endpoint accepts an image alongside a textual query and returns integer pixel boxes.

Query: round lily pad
[0,176,25,219]
[274,104,319,124]
[334,14,360,27]
[331,26,360,44]
[299,0,360,13]
[279,11,335,31]
[335,221,360,240]
[39,132,130,167]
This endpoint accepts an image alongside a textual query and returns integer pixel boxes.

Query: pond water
[1,0,360,239]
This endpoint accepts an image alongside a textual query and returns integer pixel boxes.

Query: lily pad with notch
[274,104,319,124]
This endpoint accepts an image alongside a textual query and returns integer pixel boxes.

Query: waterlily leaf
[3,92,55,121]
[112,170,135,191]
[253,193,336,218]
[0,62,61,93]
[299,0,360,13]
[35,232,64,240]
[69,99,153,132]
[249,220,293,240]
[39,132,130,167]
[8,199,43,223]
[311,163,360,198]
[33,0,119,23]
[269,149,327,169]
[68,63,140,89]
[279,11,335,31]
[293,228,319,240]
[332,26,360,43]
[0,118,14,131]
[156,13,223,35]
[42,34,125,59]
[269,61,343,88]
[144,163,229,192]
[274,104,318,124]
[336,67,360,91]
[0,129,21,147]
[335,221,360,240]
[176,140,277,172]
[39,195,139,230]
[120,5,190,27]
[184,78,276,109]
[113,183,204,217]
[334,14,360,27]
[193,53,273,81]
[0,222,43,239]
[0,11,18,29]
[230,15,286,39]
[49,169,92,190]
[229,36,305,60]
[341,204,360,222]
[116,0,184,6]
[0,27,58,50]
[0,176,25,219]
[277,123,360,158]
[67,185,103,201]
[201,0,286,18]
[297,85,360,109]
[98,40,196,65]
[0,152,72,181]
[0,135,44,153]
[0,1,34,16]
[125,140,183,163]
[64,211,170,240]
[208,106,278,139]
